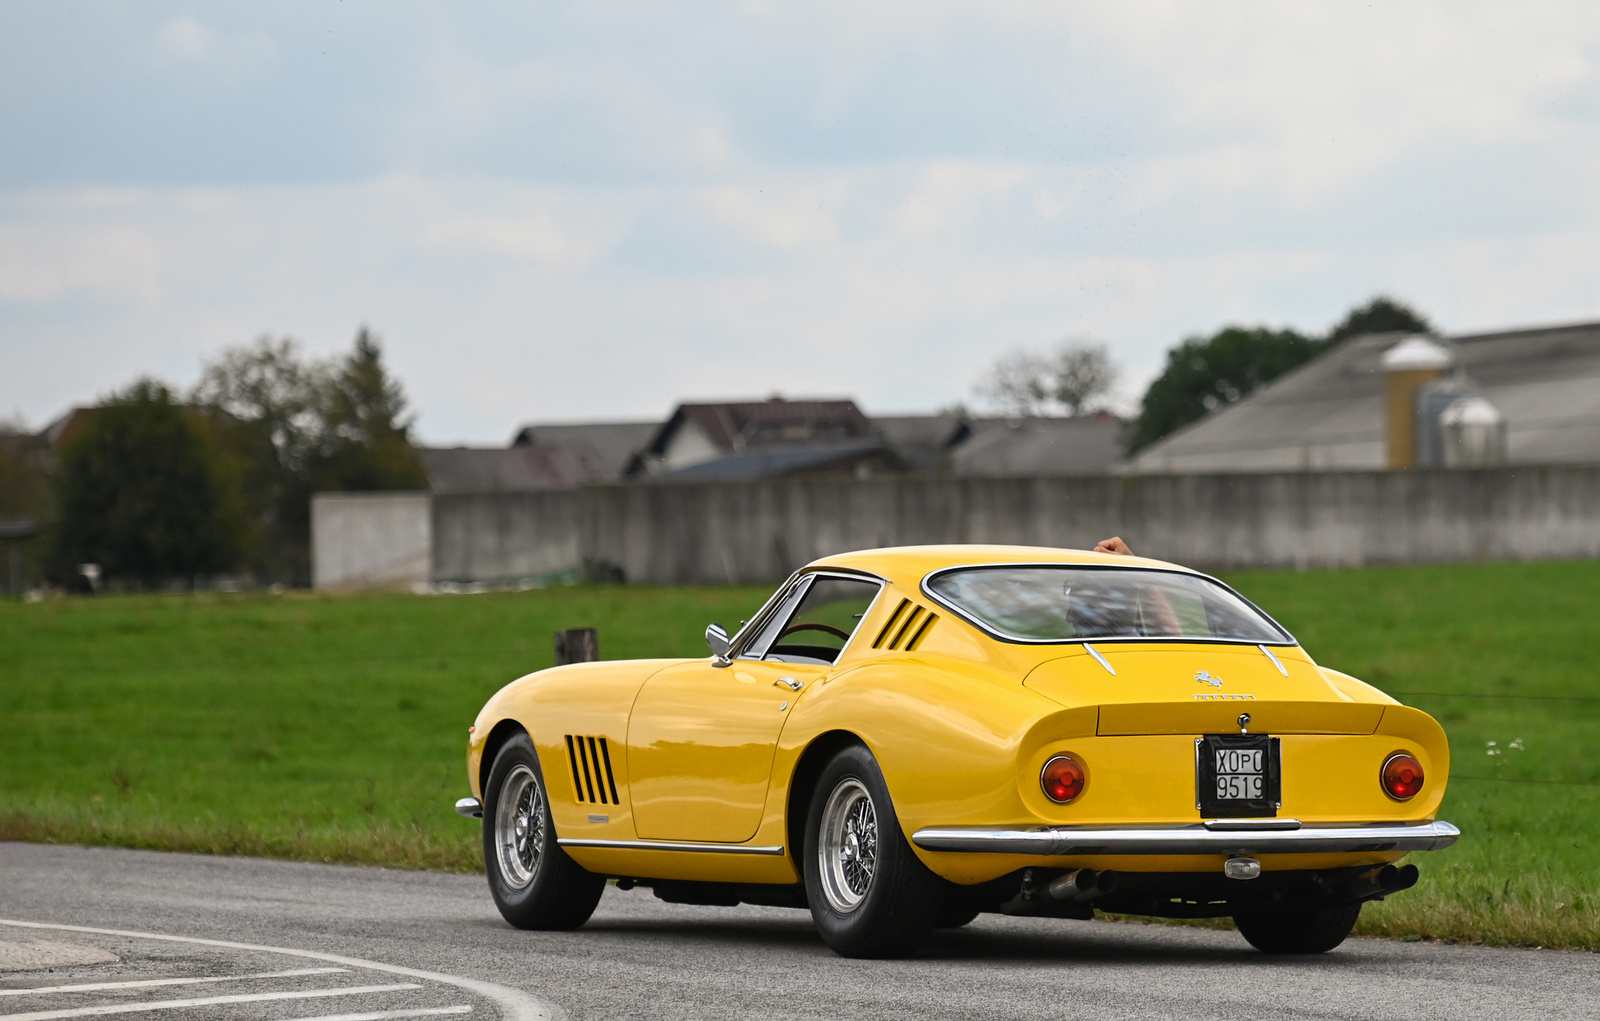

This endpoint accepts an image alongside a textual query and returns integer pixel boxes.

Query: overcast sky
[4,2,1600,443]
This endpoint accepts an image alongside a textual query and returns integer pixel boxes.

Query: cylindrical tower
[1381,336,1453,469]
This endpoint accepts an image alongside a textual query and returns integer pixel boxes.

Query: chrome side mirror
[705,623,732,663]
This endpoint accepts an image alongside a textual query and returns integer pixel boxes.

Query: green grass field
[2,561,1597,949]
[0,585,773,871]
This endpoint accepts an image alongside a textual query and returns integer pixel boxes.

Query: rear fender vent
[872,598,939,652]
[564,735,621,805]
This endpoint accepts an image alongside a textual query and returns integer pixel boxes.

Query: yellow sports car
[455,545,1457,958]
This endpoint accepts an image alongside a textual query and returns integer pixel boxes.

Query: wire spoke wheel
[495,763,545,890]
[818,777,879,913]
[803,743,943,957]
[481,733,605,930]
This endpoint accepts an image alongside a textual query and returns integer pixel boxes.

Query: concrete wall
[578,467,1600,583]
[432,490,579,583]
[312,467,1600,587]
[311,492,431,589]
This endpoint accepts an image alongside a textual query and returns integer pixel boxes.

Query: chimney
[1381,336,1453,469]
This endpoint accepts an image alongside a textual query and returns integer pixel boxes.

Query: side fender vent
[872,598,939,652]
[565,735,621,805]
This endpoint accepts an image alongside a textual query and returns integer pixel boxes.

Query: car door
[627,572,883,843]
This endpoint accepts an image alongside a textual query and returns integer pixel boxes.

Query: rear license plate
[1196,734,1281,817]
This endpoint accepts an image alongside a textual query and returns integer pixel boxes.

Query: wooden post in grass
[555,628,599,665]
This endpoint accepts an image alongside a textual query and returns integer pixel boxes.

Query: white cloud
[700,182,843,253]
[0,196,167,305]
[6,2,1600,440]
[6,161,1600,441]
[419,185,629,269]
[149,15,276,82]
[155,17,216,61]
[1083,2,1600,201]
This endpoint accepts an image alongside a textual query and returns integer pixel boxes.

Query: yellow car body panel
[627,658,829,843]
[465,544,1455,892]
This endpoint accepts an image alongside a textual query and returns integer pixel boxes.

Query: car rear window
[925,566,1290,644]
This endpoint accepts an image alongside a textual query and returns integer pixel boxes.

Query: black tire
[802,743,943,958]
[1234,902,1363,954]
[482,732,605,930]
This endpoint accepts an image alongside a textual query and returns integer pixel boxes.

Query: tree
[0,419,48,522]
[310,327,429,491]
[1129,295,1436,452]
[1326,295,1433,344]
[192,327,429,584]
[193,336,326,584]
[976,342,1119,417]
[1,421,49,593]
[976,350,1055,416]
[1129,327,1323,451]
[1053,344,1119,417]
[52,380,245,586]
[195,336,323,470]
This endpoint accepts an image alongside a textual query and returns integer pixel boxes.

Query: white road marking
[0,983,419,1020]
[0,921,556,1021]
[0,967,346,997]
[278,1008,472,1021]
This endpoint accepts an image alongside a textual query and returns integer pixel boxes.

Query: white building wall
[311,492,432,589]
[662,420,722,471]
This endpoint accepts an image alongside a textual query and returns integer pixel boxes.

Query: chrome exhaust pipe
[1047,868,1118,903]
[1349,863,1418,902]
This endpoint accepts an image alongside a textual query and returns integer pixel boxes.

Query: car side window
[759,576,882,665]
[736,578,809,661]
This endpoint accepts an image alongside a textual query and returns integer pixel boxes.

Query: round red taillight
[1382,752,1425,801]
[1041,755,1086,804]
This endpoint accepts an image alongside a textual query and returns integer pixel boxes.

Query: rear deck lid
[1024,644,1384,735]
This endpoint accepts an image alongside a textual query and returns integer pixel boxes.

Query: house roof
[424,419,658,493]
[646,439,902,482]
[42,407,95,450]
[1125,321,1600,473]
[434,402,1129,491]
[950,414,1126,477]
[640,398,873,457]
[871,414,971,472]
[509,420,657,482]
[419,447,569,493]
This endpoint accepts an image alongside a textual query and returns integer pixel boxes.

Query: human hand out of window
[1094,536,1132,556]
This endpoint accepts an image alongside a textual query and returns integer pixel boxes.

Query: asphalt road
[1,842,1594,1021]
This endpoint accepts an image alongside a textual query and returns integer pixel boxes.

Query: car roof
[807,544,1202,584]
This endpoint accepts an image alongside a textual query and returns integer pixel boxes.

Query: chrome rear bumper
[912,819,1459,856]
[455,797,483,819]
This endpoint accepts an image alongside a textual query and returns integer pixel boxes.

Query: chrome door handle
[774,677,803,691]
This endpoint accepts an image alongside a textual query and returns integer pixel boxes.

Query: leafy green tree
[0,422,50,593]
[1327,295,1432,344]
[310,327,429,492]
[0,422,48,522]
[193,327,428,584]
[1130,328,1322,451]
[53,380,245,586]
[1130,295,1435,451]
[193,337,323,583]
